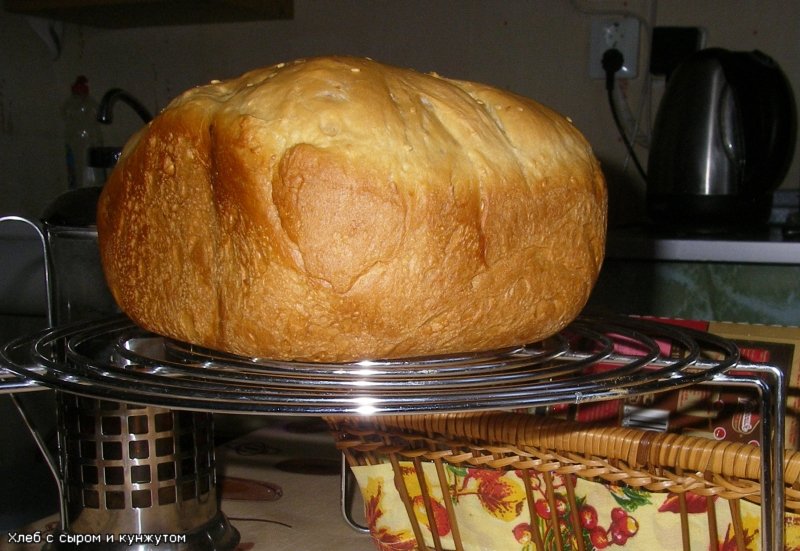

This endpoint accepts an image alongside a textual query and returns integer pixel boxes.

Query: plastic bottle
[63,75,104,189]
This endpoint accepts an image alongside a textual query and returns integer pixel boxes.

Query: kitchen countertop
[606,224,800,265]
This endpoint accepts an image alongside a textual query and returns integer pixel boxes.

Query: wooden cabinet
[3,0,293,28]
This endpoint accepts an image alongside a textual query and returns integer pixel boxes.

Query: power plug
[589,17,640,79]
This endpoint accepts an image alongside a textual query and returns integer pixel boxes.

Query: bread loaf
[97,56,606,362]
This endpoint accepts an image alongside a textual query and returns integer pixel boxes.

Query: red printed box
[543,319,800,449]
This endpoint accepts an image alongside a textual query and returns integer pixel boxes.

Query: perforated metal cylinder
[56,393,238,549]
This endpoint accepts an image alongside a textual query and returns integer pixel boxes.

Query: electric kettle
[647,48,796,231]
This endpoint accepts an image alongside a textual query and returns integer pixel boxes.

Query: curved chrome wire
[0,216,53,391]
[1,314,739,415]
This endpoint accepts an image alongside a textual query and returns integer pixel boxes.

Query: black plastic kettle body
[647,48,796,231]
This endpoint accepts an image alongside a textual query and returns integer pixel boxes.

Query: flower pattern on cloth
[351,462,800,550]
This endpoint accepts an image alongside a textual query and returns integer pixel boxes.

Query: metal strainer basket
[55,392,238,549]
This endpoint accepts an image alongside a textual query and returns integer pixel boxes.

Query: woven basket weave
[327,411,800,551]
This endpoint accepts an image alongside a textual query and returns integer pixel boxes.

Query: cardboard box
[543,319,800,449]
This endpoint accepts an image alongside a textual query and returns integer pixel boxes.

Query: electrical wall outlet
[589,17,640,79]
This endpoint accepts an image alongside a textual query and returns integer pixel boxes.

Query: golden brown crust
[97,56,607,361]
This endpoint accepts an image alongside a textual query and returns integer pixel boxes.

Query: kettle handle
[721,50,797,194]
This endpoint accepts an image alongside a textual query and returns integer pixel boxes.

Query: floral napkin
[352,462,800,551]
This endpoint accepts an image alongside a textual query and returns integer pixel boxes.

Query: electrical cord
[602,48,648,181]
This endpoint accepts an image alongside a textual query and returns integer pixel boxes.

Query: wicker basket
[327,411,800,551]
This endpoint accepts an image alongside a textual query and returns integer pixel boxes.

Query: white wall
[1,0,799,224]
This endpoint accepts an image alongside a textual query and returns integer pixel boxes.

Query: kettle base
[646,192,773,235]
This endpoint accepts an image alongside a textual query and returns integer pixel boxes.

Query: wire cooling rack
[0,313,743,414]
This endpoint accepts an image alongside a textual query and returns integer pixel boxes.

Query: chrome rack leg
[709,363,785,551]
[9,392,67,533]
[757,364,785,551]
[340,453,370,534]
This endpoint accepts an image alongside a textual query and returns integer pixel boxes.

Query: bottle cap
[89,146,122,168]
